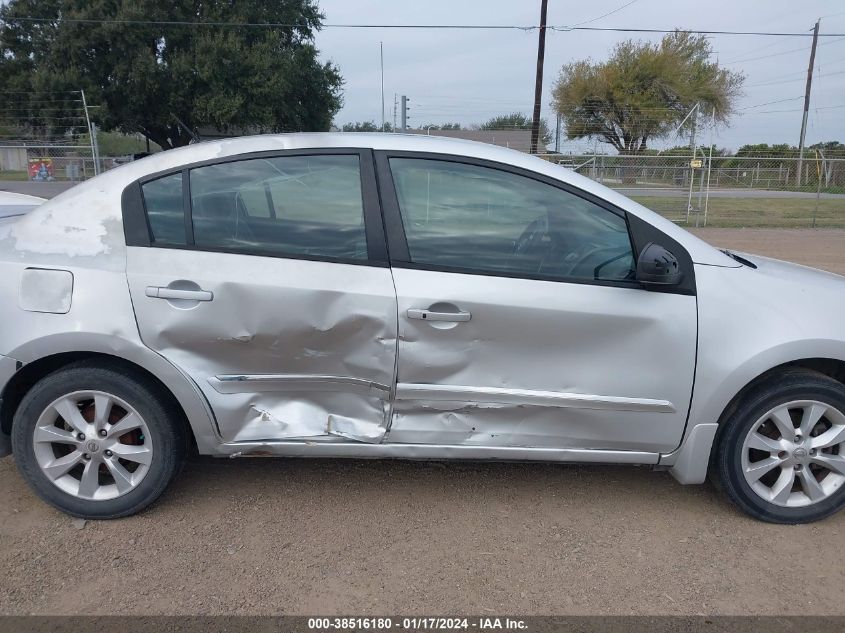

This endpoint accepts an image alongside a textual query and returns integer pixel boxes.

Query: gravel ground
[1,227,844,616]
[690,227,845,276]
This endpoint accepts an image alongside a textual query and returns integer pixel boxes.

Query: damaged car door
[378,155,697,454]
[124,150,398,444]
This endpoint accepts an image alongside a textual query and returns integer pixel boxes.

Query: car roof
[129,132,540,175]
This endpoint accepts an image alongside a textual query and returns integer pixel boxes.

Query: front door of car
[376,154,697,454]
[124,150,398,444]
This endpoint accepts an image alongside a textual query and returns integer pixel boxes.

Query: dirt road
[1,228,844,616]
[690,228,845,275]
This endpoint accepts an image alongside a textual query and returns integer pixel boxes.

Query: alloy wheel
[741,400,845,508]
[32,390,153,501]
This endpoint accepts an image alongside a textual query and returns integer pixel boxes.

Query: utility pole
[380,42,385,132]
[530,0,549,154]
[702,107,716,227]
[554,112,562,153]
[400,95,408,132]
[80,89,99,175]
[685,103,700,224]
[91,122,101,175]
[796,19,820,187]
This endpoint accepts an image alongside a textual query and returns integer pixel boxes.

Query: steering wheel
[512,216,548,256]
[565,245,633,280]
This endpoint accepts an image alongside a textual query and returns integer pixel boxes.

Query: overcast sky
[315,0,845,152]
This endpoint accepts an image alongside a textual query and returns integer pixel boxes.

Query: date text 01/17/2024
[307,617,528,630]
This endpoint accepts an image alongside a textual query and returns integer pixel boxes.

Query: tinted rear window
[141,172,185,245]
[188,155,367,260]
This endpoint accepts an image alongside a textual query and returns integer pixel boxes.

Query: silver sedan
[1,133,843,523]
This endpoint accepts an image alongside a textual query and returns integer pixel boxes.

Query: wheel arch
[1,336,220,453]
[666,355,845,484]
[710,357,845,448]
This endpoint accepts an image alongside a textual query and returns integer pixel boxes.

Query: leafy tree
[552,32,743,155]
[341,121,392,132]
[421,122,462,131]
[736,143,796,157]
[89,131,159,155]
[810,141,844,153]
[478,112,551,145]
[0,0,343,148]
[810,141,845,158]
[732,142,844,159]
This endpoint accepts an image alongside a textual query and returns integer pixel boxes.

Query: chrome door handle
[407,308,471,322]
[145,286,214,301]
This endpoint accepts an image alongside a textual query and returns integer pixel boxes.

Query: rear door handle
[407,308,471,322]
[145,286,214,302]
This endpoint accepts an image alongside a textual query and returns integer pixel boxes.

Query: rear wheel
[11,362,186,519]
[714,369,845,524]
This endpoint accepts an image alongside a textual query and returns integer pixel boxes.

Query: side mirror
[637,242,682,286]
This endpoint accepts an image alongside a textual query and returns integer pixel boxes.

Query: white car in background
[0,191,45,219]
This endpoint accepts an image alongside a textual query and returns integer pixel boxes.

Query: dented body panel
[387,268,696,452]
[125,247,398,443]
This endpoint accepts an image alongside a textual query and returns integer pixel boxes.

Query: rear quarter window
[141,172,185,245]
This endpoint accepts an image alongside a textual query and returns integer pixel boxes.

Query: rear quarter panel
[0,187,220,451]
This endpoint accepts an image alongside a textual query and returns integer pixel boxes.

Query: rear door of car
[123,149,398,444]
[376,152,697,456]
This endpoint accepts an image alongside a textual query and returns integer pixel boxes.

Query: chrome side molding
[395,383,675,413]
[209,374,392,399]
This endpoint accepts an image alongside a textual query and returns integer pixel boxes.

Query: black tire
[713,368,845,524]
[11,361,186,519]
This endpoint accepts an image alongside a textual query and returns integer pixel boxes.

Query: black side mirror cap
[637,242,683,286]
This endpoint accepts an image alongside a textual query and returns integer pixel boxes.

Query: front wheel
[11,362,186,519]
[714,369,845,524]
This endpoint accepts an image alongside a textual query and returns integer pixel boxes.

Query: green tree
[552,32,743,155]
[736,143,797,158]
[810,141,845,158]
[88,131,160,155]
[0,0,343,148]
[478,113,550,145]
[341,121,392,132]
[421,122,462,131]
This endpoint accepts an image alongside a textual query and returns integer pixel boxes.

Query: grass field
[0,170,27,181]
[631,196,845,228]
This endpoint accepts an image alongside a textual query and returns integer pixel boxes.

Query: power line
[754,104,845,114]
[724,43,811,64]
[745,68,845,87]
[3,16,844,36]
[721,35,793,62]
[738,96,805,110]
[724,35,845,64]
[567,0,640,28]
[0,90,81,95]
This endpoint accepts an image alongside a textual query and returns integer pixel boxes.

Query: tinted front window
[389,158,635,282]
[189,155,367,260]
[142,172,185,245]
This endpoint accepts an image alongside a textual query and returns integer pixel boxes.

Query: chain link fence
[539,152,845,228]
[0,144,101,182]
[2,140,843,228]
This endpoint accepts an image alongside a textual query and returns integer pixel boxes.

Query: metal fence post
[92,122,102,175]
[80,89,99,175]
